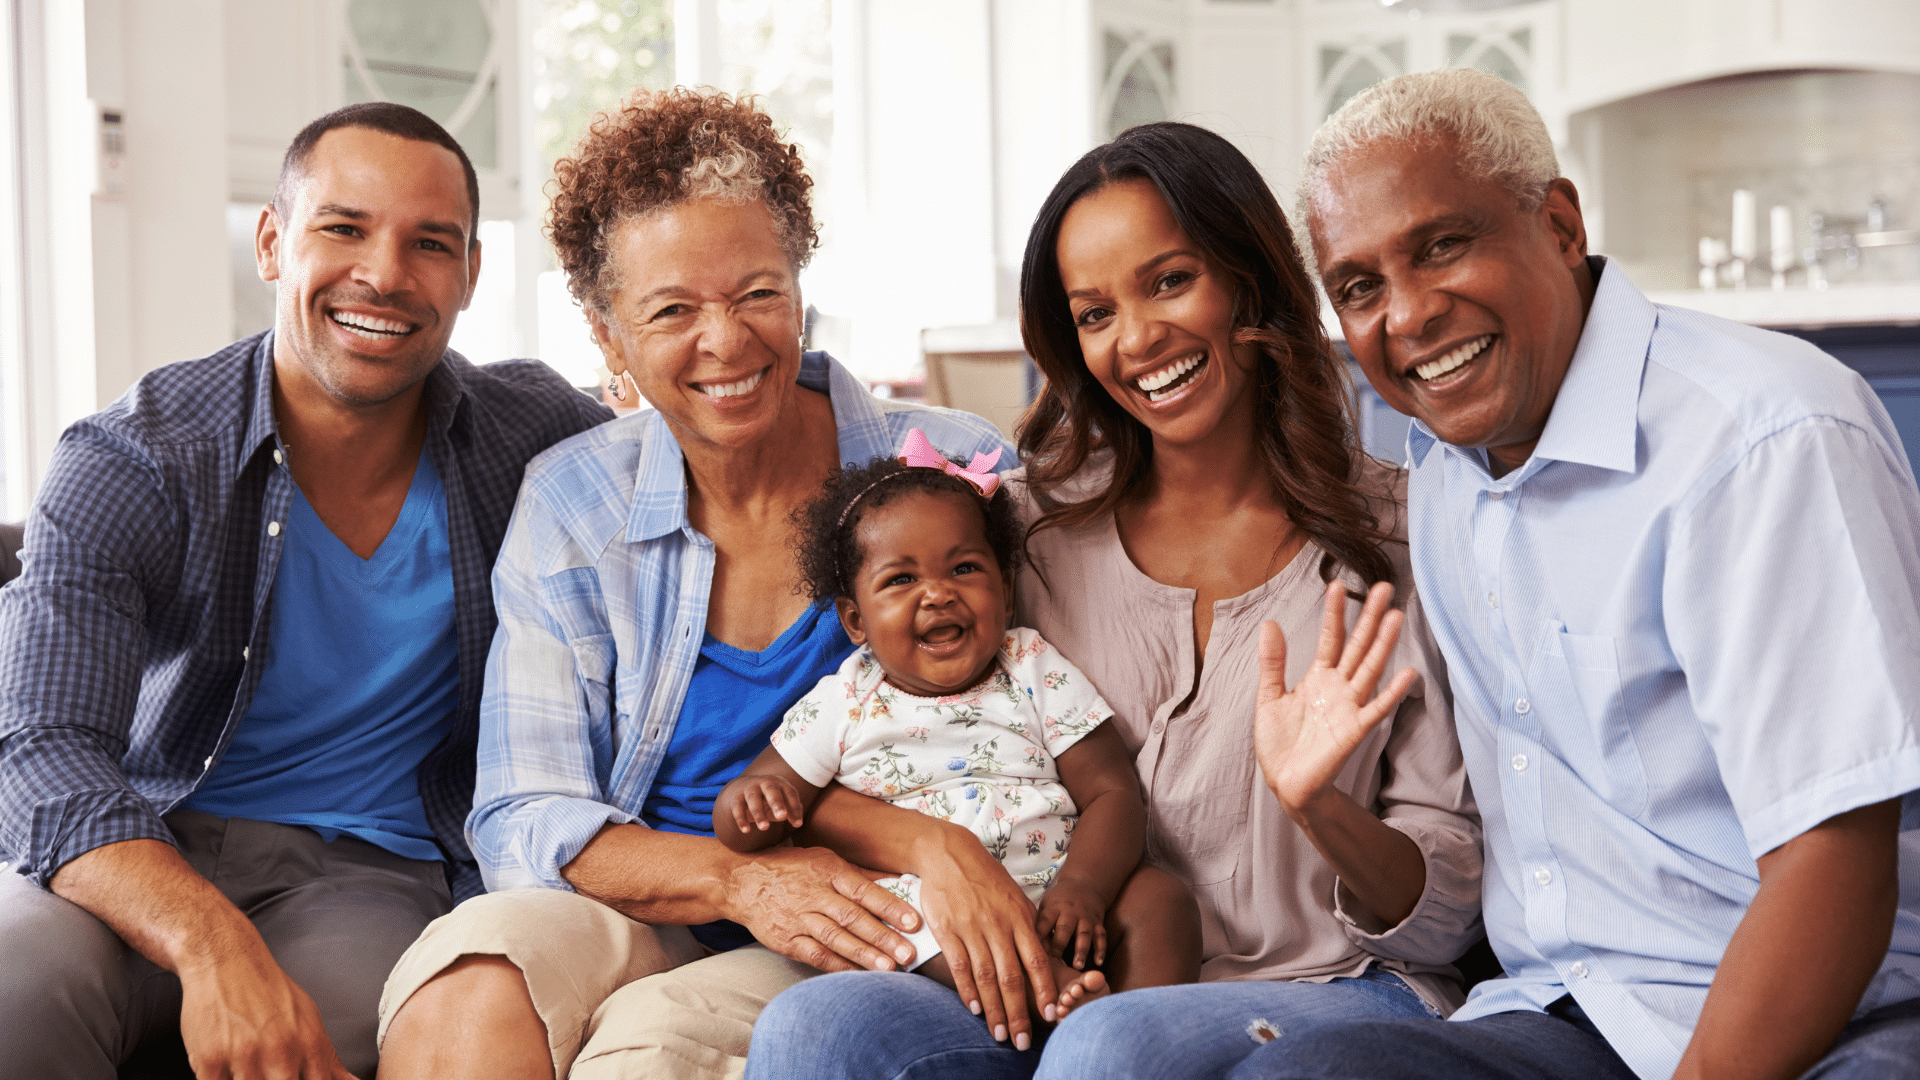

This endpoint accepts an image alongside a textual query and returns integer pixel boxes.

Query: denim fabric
[743,969,1432,1080]
[1228,996,1920,1080]
[745,972,1043,1080]
[1034,968,1437,1080]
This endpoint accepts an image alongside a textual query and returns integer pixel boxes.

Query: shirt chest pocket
[1529,623,1649,818]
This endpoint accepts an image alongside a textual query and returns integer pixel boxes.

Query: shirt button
[1515,698,1531,714]
[1570,961,1589,979]
[267,521,281,537]
[1511,753,1528,771]
[202,755,214,770]
[1151,720,1166,734]
[242,646,249,660]
[1488,490,1505,501]
[272,449,284,465]
[1534,867,1552,887]
[1486,591,1498,608]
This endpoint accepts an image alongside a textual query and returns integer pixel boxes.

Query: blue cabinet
[1781,326,1920,486]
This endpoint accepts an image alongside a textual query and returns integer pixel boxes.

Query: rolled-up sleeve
[467,482,645,893]
[0,427,178,884]
[1332,587,1484,965]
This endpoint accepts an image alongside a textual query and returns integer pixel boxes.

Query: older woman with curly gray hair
[375,88,1013,1080]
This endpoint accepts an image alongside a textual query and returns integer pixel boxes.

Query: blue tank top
[644,600,853,949]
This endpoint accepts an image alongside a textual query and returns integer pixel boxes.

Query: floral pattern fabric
[773,627,1111,900]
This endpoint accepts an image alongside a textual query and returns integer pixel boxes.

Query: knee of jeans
[1038,993,1163,1073]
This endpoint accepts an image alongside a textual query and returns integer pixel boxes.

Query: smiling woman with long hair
[745,122,1483,1080]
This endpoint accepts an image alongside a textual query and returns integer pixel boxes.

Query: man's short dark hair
[274,102,481,243]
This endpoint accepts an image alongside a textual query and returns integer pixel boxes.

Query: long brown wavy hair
[1017,121,1396,587]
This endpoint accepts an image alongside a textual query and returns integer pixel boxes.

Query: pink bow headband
[836,429,1004,529]
[899,428,1002,497]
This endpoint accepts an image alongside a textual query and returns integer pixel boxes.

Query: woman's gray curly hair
[547,87,818,315]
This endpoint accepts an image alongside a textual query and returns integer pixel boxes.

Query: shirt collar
[242,332,280,472]
[1527,257,1651,474]
[627,350,888,542]
[1408,257,1650,476]
[240,330,471,478]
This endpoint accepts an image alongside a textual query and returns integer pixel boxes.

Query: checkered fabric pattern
[0,332,611,899]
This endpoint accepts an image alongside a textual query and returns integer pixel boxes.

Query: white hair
[1299,68,1560,239]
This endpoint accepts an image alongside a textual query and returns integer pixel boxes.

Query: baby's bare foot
[1046,956,1109,1019]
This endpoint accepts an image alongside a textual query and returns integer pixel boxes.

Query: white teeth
[331,311,412,338]
[1415,336,1493,381]
[1135,352,1205,396]
[698,370,765,399]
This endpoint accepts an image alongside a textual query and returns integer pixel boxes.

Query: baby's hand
[719,774,808,836]
[1036,879,1108,971]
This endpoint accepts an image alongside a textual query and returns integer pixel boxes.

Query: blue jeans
[1035,968,1440,1080]
[1248,996,1920,1080]
[743,967,1434,1080]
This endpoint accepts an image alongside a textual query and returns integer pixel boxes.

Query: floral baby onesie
[772,627,1113,968]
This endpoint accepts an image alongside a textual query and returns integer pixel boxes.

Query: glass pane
[344,0,497,169]
[1510,26,1531,57]
[1447,34,1476,68]
[1474,43,1527,95]
[1107,31,1130,77]
[716,0,833,230]
[1326,55,1386,117]
[1319,46,1344,85]
[1380,40,1406,71]
[531,0,675,177]
[1109,56,1170,139]
[228,204,274,342]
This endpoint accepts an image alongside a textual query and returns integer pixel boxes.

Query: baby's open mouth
[919,624,964,645]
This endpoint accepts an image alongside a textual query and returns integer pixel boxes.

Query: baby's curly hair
[794,456,1024,605]
[547,87,819,315]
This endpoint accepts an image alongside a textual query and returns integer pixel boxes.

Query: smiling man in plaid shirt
[0,103,608,1080]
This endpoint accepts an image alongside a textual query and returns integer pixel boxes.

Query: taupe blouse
[1009,455,1482,1013]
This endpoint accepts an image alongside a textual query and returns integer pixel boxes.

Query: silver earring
[607,374,624,401]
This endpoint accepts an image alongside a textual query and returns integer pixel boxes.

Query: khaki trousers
[378,888,819,1080]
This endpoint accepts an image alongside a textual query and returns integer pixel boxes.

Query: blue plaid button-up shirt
[0,332,611,898]
[470,351,1015,892]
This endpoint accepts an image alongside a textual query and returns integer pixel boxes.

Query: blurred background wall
[2,0,1918,516]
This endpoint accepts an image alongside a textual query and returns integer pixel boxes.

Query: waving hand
[1255,579,1419,815]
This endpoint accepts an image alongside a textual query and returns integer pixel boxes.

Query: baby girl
[714,431,1197,1028]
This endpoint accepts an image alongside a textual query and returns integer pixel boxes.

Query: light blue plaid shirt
[470,351,1016,892]
[1412,260,1920,1079]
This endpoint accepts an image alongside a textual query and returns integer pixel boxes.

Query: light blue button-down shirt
[469,351,1015,892]
[1409,260,1920,1080]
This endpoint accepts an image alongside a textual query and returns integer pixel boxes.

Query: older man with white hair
[1273,68,1920,1080]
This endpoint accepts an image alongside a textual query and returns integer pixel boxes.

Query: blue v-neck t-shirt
[182,452,459,862]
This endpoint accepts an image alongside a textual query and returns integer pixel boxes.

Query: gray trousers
[0,809,453,1080]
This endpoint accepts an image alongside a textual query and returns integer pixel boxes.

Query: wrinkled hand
[1255,579,1418,817]
[724,845,921,974]
[917,827,1062,1049]
[1037,878,1108,971]
[178,944,357,1080]
[719,774,808,835]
